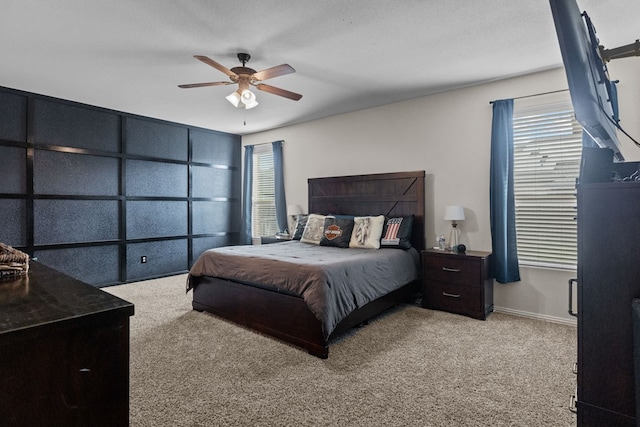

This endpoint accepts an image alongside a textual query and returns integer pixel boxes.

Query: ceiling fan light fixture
[240,89,258,109]
[226,89,258,109]
[225,91,241,107]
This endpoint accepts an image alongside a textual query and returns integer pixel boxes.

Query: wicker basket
[0,242,29,278]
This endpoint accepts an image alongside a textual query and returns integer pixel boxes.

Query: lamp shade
[225,91,241,107]
[287,204,303,216]
[444,205,465,221]
[240,90,258,109]
[226,90,258,109]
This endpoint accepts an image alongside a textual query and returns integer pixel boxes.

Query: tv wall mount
[599,39,640,62]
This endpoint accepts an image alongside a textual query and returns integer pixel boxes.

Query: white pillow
[300,214,326,245]
[349,215,385,249]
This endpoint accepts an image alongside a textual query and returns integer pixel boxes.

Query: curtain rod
[245,140,285,148]
[489,88,568,104]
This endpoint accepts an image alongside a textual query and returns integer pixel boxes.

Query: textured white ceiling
[1,0,638,135]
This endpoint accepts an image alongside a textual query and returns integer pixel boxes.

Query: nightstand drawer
[422,256,480,286]
[425,280,483,317]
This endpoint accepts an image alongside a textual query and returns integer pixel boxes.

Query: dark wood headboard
[308,171,425,251]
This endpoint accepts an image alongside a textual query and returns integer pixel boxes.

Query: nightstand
[421,248,493,320]
[260,236,291,244]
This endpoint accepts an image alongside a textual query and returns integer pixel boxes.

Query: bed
[187,170,425,358]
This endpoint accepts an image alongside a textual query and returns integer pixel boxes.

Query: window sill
[518,261,577,273]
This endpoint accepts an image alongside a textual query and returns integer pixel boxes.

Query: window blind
[251,144,278,238]
[513,101,582,269]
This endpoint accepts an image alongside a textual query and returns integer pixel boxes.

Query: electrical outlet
[141,256,147,264]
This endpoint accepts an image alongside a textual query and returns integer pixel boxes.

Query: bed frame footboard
[192,276,329,358]
[191,276,419,359]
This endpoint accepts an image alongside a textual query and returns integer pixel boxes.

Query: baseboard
[494,306,577,327]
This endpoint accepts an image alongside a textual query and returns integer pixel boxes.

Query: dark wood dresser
[0,261,134,426]
[421,249,493,320]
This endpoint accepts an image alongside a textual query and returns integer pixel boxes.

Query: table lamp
[444,205,465,250]
[287,204,303,235]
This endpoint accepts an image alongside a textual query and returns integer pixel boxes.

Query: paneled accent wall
[0,87,241,286]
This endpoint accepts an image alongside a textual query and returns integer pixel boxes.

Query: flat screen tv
[549,0,623,160]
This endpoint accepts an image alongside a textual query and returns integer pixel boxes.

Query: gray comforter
[188,240,419,338]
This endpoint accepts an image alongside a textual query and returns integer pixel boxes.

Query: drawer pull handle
[568,278,578,317]
[442,267,461,273]
[569,394,577,414]
[442,292,461,298]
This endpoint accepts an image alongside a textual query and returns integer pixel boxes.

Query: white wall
[609,59,640,161]
[243,60,640,325]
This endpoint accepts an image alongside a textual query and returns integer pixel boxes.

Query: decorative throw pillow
[349,215,385,249]
[292,214,309,240]
[380,215,414,249]
[300,214,326,245]
[320,218,355,248]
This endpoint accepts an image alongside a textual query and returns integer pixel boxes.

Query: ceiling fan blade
[255,84,302,101]
[252,64,295,81]
[194,55,236,77]
[178,81,232,89]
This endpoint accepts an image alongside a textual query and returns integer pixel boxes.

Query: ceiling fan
[178,53,302,109]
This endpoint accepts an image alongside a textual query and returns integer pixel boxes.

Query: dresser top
[0,261,134,335]
[422,248,492,259]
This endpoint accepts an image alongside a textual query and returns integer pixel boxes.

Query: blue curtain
[272,140,288,232]
[489,99,520,283]
[241,144,254,245]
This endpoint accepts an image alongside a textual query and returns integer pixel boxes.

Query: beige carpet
[105,275,577,427]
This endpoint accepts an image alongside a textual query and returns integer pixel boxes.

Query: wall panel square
[126,159,187,198]
[34,200,120,245]
[191,129,240,166]
[0,199,27,246]
[126,200,187,239]
[0,92,27,142]
[34,150,119,196]
[126,239,188,281]
[192,166,239,199]
[125,118,188,161]
[192,201,239,235]
[0,146,26,194]
[33,99,120,152]
[34,245,120,286]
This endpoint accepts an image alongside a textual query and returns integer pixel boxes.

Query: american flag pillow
[380,215,414,249]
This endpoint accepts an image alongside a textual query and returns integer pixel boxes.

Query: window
[513,100,582,269]
[251,144,278,238]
